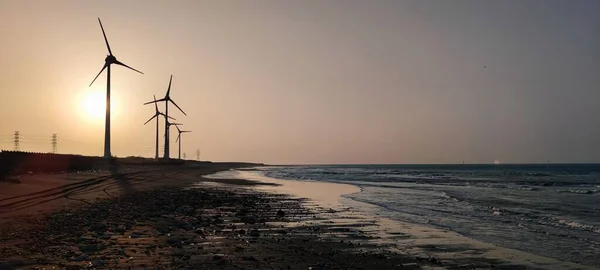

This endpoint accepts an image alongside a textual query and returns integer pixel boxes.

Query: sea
[243,164,600,267]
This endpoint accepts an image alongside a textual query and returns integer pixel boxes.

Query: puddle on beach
[193,181,226,187]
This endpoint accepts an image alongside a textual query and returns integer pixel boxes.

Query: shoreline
[208,167,599,270]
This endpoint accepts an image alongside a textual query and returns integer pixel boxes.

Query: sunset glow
[80,89,105,122]
[0,1,599,163]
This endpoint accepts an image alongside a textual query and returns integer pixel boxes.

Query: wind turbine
[90,18,143,159]
[162,120,182,158]
[143,95,175,159]
[175,125,191,160]
[143,75,186,160]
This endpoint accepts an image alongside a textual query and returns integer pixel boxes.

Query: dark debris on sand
[0,186,431,269]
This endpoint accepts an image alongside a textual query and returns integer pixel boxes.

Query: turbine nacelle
[105,55,117,64]
[175,126,191,142]
[174,124,191,134]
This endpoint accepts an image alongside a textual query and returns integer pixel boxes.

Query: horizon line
[2,150,599,166]
[269,162,600,166]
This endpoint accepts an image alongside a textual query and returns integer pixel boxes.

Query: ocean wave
[556,219,599,233]
[555,188,599,194]
[518,186,540,191]
[440,191,463,202]
[489,206,600,234]
[264,166,600,191]
[343,194,432,224]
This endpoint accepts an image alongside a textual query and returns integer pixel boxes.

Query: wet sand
[1,163,597,269]
[207,168,599,270]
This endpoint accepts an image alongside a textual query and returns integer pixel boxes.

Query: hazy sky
[0,0,599,164]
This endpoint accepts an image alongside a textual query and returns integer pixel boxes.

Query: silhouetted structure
[143,95,175,159]
[175,125,191,160]
[163,120,182,158]
[51,133,58,154]
[13,131,20,151]
[144,75,186,160]
[89,18,143,159]
[196,149,200,161]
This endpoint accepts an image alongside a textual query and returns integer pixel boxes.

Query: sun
[76,87,123,124]
[80,89,106,121]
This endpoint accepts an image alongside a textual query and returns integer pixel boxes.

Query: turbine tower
[90,18,143,159]
[144,75,186,160]
[175,125,191,160]
[163,120,182,158]
[143,95,175,159]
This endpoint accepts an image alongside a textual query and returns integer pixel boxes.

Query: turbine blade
[166,75,173,97]
[175,125,181,133]
[169,99,187,116]
[182,130,191,133]
[143,98,167,105]
[153,95,159,113]
[176,134,180,142]
[143,114,158,125]
[98,18,112,55]
[159,112,176,120]
[114,60,144,74]
[89,64,108,87]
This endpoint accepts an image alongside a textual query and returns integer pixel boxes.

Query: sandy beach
[1,163,598,269]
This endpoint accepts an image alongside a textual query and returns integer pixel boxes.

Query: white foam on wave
[556,219,598,233]
[555,189,598,194]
